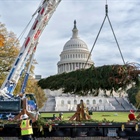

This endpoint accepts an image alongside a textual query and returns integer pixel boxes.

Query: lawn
[40,111,140,123]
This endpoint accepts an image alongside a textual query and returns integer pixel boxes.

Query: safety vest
[20,119,33,136]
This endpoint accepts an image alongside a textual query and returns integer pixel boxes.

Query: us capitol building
[41,21,134,112]
[57,20,93,73]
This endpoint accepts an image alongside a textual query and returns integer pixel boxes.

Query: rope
[107,15,125,65]
[8,14,34,51]
[9,0,42,48]
[18,17,34,42]
[83,16,107,69]
[84,3,126,68]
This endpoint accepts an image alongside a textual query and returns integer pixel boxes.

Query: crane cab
[25,93,38,111]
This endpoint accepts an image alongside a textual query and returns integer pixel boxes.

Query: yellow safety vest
[20,119,33,136]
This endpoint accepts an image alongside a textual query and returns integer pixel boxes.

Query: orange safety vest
[20,119,33,136]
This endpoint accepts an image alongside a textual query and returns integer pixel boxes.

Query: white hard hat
[21,114,29,120]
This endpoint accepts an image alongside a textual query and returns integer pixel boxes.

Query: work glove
[36,111,40,115]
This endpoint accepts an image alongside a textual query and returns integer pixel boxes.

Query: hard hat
[21,114,29,120]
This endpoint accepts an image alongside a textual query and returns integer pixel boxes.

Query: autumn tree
[0,22,46,109]
[0,22,20,85]
[14,68,47,108]
[26,78,47,108]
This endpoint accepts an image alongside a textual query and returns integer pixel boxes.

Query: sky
[0,0,140,78]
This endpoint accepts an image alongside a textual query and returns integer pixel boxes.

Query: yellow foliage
[0,34,4,47]
[26,79,47,109]
[0,22,46,109]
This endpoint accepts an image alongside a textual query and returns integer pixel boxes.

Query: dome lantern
[71,20,79,39]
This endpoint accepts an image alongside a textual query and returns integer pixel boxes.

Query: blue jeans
[22,135,32,140]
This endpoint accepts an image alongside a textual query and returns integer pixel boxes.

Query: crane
[0,0,61,119]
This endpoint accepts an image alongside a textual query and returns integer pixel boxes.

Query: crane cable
[84,2,126,69]
[10,0,43,47]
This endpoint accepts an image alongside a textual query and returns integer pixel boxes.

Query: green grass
[40,112,139,123]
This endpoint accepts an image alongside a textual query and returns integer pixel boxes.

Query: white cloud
[0,0,140,78]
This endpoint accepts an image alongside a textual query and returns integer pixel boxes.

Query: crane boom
[0,0,61,98]
[20,46,37,94]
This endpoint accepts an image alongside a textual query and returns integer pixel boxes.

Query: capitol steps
[39,96,56,111]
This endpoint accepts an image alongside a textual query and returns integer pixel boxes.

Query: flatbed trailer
[0,122,140,140]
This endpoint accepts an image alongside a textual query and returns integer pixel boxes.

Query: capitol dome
[63,38,88,51]
[57,20,94,74]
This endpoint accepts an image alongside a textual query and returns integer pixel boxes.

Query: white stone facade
[55,95,115,111]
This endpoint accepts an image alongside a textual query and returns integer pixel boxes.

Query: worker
[128,110,136,121]
[20,114,33,140]
[59,112,64,120]
[11,109,39,140]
